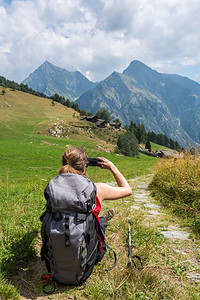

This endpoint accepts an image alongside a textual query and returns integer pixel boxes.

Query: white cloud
[0,0,200,83]
[195,74,200,84]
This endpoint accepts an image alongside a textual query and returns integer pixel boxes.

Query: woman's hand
[95,157,132,201]
[97,157,116,171]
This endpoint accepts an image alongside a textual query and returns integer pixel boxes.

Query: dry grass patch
[150,153,200,236]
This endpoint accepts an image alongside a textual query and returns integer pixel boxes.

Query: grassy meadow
[1,87,200,299]
[150,153,200,236]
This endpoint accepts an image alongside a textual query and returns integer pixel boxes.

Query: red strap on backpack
[92,196,102,252]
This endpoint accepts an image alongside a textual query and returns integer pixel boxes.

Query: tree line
[126,121,181,150]
[51,93,89,115]
[117,121,181,157]
[0,76,90,117]
[0,76,47,98]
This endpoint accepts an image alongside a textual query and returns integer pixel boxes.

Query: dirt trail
[129,175,200,284]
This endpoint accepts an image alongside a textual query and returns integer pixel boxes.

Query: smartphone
[87,158,102,167]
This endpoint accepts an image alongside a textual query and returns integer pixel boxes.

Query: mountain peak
[43,60,51,65]
[41,60,54,68]
[129,60,147,67]
[22,61,96,99]
[123,60,157,77]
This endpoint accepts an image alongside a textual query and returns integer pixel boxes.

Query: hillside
[76,61,200,147]
[0,85,158,185]
[0,85,160,299]
[1,86,120,145]
[0,86,77,136]
[22,61,97,100]
[123,61,200,144]
[1,86,200,300]
[76,70,191,147]
[0,86,126,183]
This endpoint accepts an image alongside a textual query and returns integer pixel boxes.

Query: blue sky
[0,0,200,84]
[3,0,12,4]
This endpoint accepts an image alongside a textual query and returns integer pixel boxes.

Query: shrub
[96,108,111,122]
[117,132,139,157]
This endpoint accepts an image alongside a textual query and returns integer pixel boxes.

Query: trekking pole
[127,220,143,270]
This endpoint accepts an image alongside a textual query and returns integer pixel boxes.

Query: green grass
[1,87,199,299]
[150,142,171,152]
[0,133,157,299]
[149,153,200,236]
[0,87,159,299]
[0,129,156,184]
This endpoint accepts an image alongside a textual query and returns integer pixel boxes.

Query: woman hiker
[41,147,132,285]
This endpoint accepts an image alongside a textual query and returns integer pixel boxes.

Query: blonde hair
[58,147,88,175]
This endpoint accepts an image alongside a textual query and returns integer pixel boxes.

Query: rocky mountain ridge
[22,60,200,147]
[22,61,97,99]
[76,61,200,147]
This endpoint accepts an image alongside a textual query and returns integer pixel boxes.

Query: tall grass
[0,180,45,299]
[149,153,200,235]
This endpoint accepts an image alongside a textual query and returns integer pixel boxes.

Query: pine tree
[145,140,151,152]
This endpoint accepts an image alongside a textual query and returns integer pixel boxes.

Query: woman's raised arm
[95,157,132,202]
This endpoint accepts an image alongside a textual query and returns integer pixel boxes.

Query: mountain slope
[0,85,80,138]
[0,86,116,154]
[76,61,200,146]
[163,73,200,97]
[22,61,97,100]
[22,59,200,146]
[76,71,190,146]
[123,61,200,143]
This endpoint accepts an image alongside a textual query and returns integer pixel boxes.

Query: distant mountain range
[22,61,97,99]
[22,60,200,147]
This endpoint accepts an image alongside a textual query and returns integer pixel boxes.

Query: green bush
[96,108,111,122]
[117,132,139,157]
